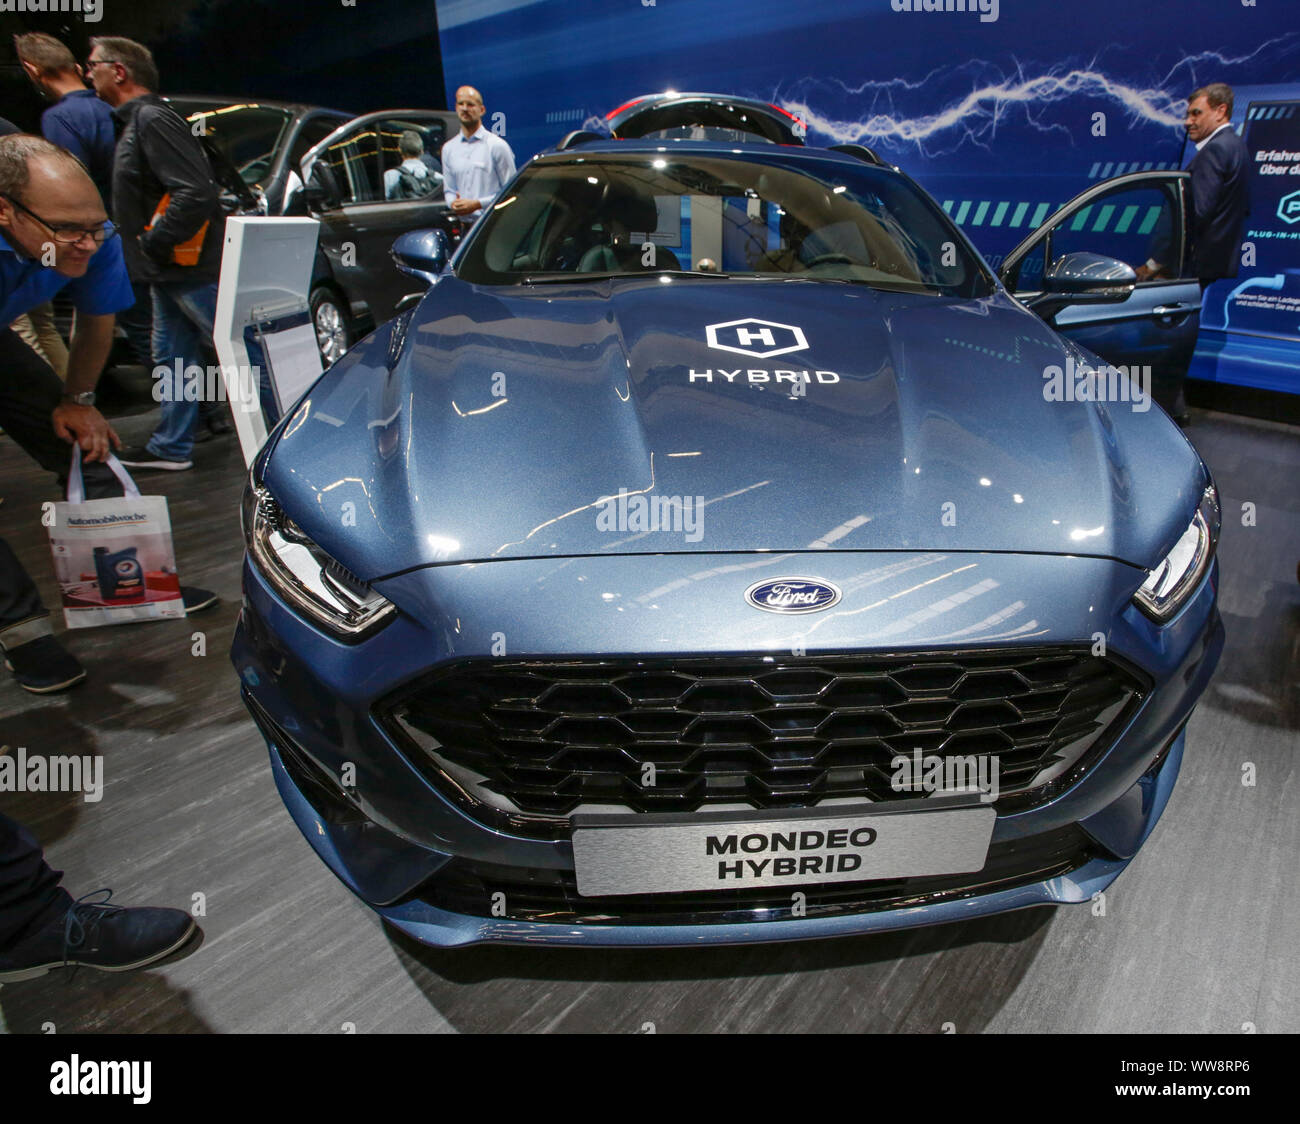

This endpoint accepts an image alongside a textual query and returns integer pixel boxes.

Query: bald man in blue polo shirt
[0,134,201,984]
[0,133,216,694]
[0,134,133,688]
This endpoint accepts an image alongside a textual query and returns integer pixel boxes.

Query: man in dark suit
[1136,83,1250,422]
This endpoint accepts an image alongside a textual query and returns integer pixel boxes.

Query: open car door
[297,108,462,362]
[999,170,1200,412]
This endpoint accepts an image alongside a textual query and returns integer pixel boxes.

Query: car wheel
[311,287,352,367]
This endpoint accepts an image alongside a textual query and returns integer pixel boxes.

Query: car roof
[535,137,891,173]
[605,92,806,142]
[165,95,353,118]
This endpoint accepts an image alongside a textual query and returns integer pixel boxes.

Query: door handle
[1152,303,1198,316]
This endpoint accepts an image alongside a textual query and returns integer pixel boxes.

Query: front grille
[417,824,1096,926]
[380,648,1146,835]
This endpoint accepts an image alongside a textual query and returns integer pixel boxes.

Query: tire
[311,286,353,368]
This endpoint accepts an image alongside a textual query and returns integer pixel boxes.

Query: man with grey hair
[0,134,203,985]
[88,35,229,469]
[384,129,439,199]
[0,134,217,692]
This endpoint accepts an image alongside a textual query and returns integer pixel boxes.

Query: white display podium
[213,217,323,467]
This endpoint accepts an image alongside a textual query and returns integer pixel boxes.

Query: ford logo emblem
[744,578,842,614]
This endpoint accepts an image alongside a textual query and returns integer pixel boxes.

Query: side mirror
[391,228,450,287]
[1043,251,1137,295]
[1027,251,1136,320]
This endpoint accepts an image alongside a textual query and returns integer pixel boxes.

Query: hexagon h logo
[1278,190,1300,225]
[705,318,809,359]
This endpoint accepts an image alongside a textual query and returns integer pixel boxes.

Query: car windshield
[457,152,992,297]
[184,104,293,187]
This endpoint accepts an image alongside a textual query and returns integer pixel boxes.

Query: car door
[301,109,460,327]
[999,171,1200,396]
[270,110,351,214]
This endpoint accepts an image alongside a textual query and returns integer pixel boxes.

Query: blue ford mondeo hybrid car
[233,133,1223,947]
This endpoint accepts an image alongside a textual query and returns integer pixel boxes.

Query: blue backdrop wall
[435,0,1300,399]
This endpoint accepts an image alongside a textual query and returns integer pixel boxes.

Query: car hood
[266,276,1205,581]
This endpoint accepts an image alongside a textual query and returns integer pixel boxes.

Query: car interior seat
[577,184,682,273]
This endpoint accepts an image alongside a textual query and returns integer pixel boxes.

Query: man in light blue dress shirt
[441,86,516,223]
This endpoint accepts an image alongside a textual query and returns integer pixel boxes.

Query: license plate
[572,803,996,897]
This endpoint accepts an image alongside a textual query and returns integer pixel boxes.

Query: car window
[458,153,992,297]
[1031,181,1187,286]
[187,105,292,188]
[290,114,349,168]
[376,117,446,201]
[317,127,382,204]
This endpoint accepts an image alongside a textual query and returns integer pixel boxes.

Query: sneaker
[0,889,196,982]
[4,635,86,693]
[181,586,219,614]
[116,444,192,471]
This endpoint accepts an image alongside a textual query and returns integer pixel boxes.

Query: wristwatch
[62,390,96,406]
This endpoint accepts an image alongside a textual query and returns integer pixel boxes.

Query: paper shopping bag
[46,448,186,629]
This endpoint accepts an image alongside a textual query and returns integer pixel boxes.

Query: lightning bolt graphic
[770,35,1300,159]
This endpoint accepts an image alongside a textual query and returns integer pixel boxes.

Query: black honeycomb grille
[380,648,1145,831]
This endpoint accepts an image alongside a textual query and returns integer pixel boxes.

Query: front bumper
[232,549,1222,948]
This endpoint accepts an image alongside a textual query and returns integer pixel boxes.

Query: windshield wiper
[797,276,944,295]
[520,269,736,284]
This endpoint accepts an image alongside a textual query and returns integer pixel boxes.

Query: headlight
[1133,482,1220,622]
[241,478,395,639]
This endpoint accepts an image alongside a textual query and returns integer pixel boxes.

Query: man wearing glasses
[1,135,131,687]
[1,134,218,690]
[0,135,207,982]
[87,36,228,470]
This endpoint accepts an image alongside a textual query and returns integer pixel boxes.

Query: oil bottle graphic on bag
[93,546,146,602]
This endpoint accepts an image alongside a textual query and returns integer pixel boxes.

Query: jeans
[118,280,155,369]
[0,812,71,951]
[147,279,219,461]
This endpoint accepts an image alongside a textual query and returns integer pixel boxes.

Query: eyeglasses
[85,58,119,70]
[2,194,118,246]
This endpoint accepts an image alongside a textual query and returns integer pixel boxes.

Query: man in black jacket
[1136,83,1250,421]
[88,36,227,471]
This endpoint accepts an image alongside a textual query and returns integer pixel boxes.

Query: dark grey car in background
[167,96,353,216]
[296,108,463,364]
[171,99,463,366]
